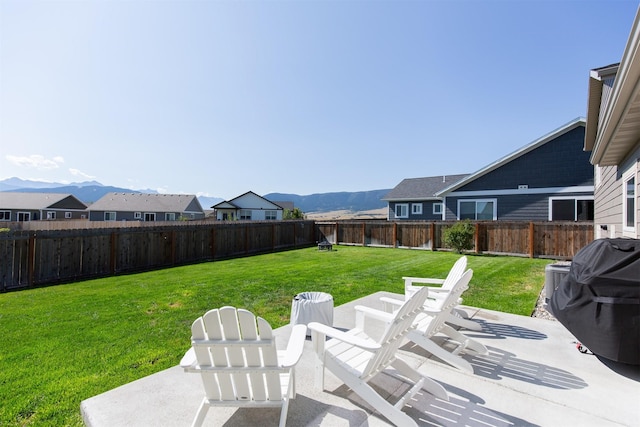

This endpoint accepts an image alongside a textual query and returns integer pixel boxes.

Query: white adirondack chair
[403,256,481,331]
[308,285,449,427]
[180,307,307,427]
[382,269,487,372]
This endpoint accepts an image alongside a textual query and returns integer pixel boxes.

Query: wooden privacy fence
[0,220,315,291]
[315,221,593,259]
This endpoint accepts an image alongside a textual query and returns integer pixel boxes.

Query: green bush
[443,220,475,253]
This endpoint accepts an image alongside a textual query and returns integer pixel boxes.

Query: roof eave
[591,7,640,166]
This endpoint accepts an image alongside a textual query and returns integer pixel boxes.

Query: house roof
[212,191,283,210]
[382,175,469,201]
[436,117,586,196]
[0,192,87,210]
[88,193,204,213]
[584,7,640,165]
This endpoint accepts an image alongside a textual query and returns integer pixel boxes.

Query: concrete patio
[81,292,640,426]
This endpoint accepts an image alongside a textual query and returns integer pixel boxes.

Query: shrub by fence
[316,221,593,259]
[0,221,315,291]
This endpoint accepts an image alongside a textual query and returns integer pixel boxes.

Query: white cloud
[69,168,96,180]
[5,154,64,170]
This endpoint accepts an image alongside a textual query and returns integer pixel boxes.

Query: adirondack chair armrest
[308,322,381,351]
[354,305,395,322]
[280,324,307,368]
[179,347,196,369]
[403,276,446,286]
[379,296,404,312]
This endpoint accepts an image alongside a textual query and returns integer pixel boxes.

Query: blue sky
[0,0,638,200]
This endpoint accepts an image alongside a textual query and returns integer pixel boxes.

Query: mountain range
[0,178,390,213]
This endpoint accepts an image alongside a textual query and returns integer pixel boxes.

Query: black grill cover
[549,238,640,364]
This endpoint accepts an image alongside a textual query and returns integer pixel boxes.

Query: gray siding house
[212,191,284,221]
[585,10,640,239]
[88,193,205,221]
[436,118,594,221]
[382,175,469,220]
[0,192,88,221]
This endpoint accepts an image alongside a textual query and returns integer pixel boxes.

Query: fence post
[171,231,177,264]
[393,222,397,248]
[430,222,436,251]
[362,222,366,247]
[211,226,216,260]
[110,232,117,274]
[28,233,36,287]
[529,222,535,258]
[474,223,481,254]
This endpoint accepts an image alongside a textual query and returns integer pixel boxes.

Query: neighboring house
[212,191,284,221]
[0,192,88,221]
[584,11,640,239]
[382,175,469,220]
[87,193,205,221]
[435,118,594,221]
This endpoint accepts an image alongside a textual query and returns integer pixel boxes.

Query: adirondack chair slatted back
[404,256,467,298]
[442,256,468,290]
[190,306,283,403]
[361,285,430,380]
[416,269,473,337]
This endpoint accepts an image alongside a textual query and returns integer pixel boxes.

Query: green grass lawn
[0,246,550,426]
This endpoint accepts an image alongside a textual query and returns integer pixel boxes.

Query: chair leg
[332,362,418,427]
[407,330,474,373]
[389,357,449,401]
[191,398,209,427]
[446,311,482,331]
[279,396,291,427]
[441,324,488,355]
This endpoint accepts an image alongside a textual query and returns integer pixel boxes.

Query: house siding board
[388,201,442,220]
[445,192,592,221]
[456,127,592,192]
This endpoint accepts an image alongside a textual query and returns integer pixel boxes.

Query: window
[165,213,176,221]
[265,210,277,220]
[134,212,142,219]
[411,203,422,215]
[239,210,252,220]
[623,169,636,233]
[395,203,408,218]
[144,213,156,221]
[433,203,443,215]
[105,212,116,221]
[550,197,594,221]
[47,212,56,220]
[458,199,496,220]
[18,212,31,221]
[65,212,72,219]
[0,211,10,221]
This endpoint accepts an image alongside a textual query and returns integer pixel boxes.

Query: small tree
[443,220,475,253]
[283,208,305,219]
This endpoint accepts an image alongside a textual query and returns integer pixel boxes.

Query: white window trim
[105,212,116,221]
[395,203,409,219]
[457,198,497,220]
[0,210,10,221]
[411,203,422,215]
[433,203,443,215]
[165,213,176,221]
[622,166,636,236]
[265,210,277,220]
[47,211,56,220]
[144,212,156,222]
[18,212,31,221]
[65,212,72,219]
[134,212,142,219]
[548,196,594,221]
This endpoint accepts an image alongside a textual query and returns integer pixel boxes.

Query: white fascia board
[447,185,594,197]
[383,197,443,202]
[436,118,586,197]
[592,8,640,165]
